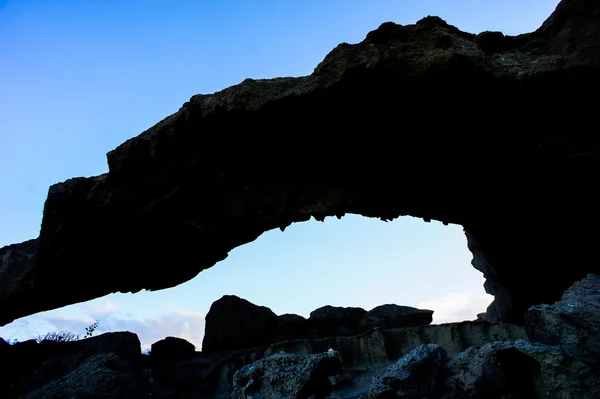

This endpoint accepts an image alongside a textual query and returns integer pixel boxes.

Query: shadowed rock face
[1,0,600,326]
[2,277,597,399]
[201,296,435,353]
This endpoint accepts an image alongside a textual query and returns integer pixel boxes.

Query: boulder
[443,339,600,399]
[360,304,433,330]
[273,313,309,342]
[202,296,435,353]
[202,295,279,353]
[525,273,600,363]
[232,351,343,399]
[19,352,143,399]
[150,354,214,395]
[368,344,447,399]
[150,336,196,363]
[307,305,367,338]
[0,332,143,399]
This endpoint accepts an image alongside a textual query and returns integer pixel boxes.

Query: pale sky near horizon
[0,0,560,350]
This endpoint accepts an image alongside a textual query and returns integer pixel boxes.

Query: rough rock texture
[2,0,600,327]
[203,320,526,399]
[231,351,343,399]
[2,274,598,398]
[0,239,38,324]
[202,297,434,353]
[443,339,600,399]
[0,319,528,398]
[0,332,144,399]
[524,273,600,363]
[19,352,144,399]
[368,344,447,398]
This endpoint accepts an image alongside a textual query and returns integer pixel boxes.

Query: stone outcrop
[202,295,280,353]
[220,275,599,399]
[360,304,434,331]
[0,332,146,399]
[368,344,448,398]
[524,273,600,363]
[1,277,597,398]
[151,336,196,363]
[202,295,433,353]
[442,339,600,399]
[231,351,343,399]
[202,319,527,399]
[1,0,600,328]
[0,312,526,398]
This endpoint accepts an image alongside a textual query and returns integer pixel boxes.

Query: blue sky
[0,0,560,349]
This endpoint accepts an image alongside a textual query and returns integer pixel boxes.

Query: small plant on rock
[33,320,101,343]
[84,320,100,338]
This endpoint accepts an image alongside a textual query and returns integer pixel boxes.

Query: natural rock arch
[1,0,599,326]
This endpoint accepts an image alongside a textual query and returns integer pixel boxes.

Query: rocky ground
[1,274,598,398]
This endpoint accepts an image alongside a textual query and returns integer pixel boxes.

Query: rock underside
[1,274,598,399]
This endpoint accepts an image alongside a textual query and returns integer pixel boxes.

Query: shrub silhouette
[8,320,101,345]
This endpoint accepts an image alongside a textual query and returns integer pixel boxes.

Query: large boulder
[307,305,368,338]
[150,336,196,363]
[0,332,144,399]
[232,351,343,399]
[524,273,600,363]
[368,344,447,399]
[273,313,310,343]
[202,295,279,353]
[19,352,143,399]
[203,296,436,353]
[360,304,433,330]
[443,339,600,399]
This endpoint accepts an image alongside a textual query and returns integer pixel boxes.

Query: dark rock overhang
[1,0,599,326]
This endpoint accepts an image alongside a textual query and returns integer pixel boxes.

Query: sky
[0,0,560,350]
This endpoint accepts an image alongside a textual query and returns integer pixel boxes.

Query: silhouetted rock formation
[369,344,448,399]
[0,332,145,399]
[525,273,600,363]
[232,351,343,399]
[151,336,196,363]
[360,304,434,331]
[202,295,433,353]
[4,274,598,398]
[1,0,599,329]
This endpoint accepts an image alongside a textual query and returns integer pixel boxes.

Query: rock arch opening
[0,215,492,351]
[0,0,599,339]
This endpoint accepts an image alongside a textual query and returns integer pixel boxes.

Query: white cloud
[1,302,207,351]
[84,299,121,316]
[32,304,206,351]
[417,292,493,324]
[36,313,97,330]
